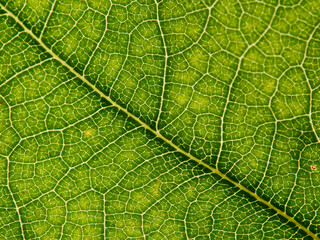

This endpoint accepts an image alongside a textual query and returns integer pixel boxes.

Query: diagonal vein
[1,3,319,240]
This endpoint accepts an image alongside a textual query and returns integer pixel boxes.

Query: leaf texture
[0,0,320,239]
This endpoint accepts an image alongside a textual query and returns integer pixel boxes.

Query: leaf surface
[0,0,320,239]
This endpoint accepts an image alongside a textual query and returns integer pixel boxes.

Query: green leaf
[0,0,320,239]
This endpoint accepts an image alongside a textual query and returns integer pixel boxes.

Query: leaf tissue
[0,0,320,239]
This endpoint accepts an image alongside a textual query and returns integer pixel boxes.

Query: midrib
[1,4,318,240]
